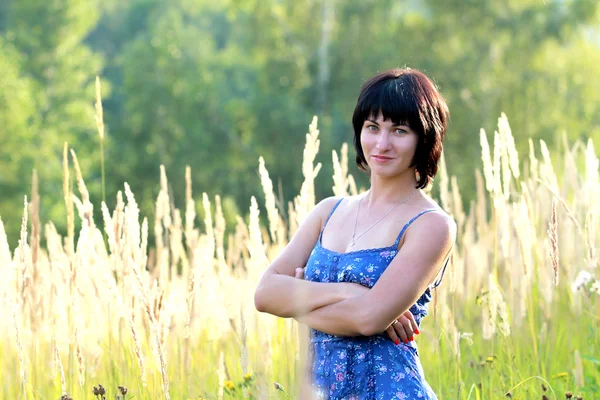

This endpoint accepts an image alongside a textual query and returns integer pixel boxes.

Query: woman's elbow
[254,271,275,313]
[254,286,268,313]
[254,285,288,316]
[355,310,381,336]
[358,322,380,337]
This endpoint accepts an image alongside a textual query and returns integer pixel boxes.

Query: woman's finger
[403,310,420,335]
[402,316,415,341]
[385,325,401,345]
[392,320,409,343]
[295,267,305,279]
[394,317,413,343]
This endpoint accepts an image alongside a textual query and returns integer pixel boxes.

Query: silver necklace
[350,190,419,248]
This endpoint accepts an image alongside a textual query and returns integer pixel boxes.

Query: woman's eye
[395,128,407,135]
[367,125,378,131]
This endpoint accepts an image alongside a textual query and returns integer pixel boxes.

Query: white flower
[571,270,593,293]
[458,332,474,345]
[590,280,600,294]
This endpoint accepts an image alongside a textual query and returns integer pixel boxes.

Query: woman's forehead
[366,110,409,126]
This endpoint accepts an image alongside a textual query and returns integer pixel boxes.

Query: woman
[254,67,455,399]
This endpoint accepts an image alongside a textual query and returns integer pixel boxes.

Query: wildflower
[565,392,573,398]
[93,384,107,399]
[571,271,592,293]
[590,281,600,294]
[244,372,254,381]
[93,384,106,396]
[118,386,128,396]
[553,372,569,379]
[224,380,235,391]
[458,332,474,345]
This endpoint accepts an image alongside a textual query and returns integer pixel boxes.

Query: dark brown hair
[352,68,449,189]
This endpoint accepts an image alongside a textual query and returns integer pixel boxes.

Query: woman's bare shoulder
[411,206,456,244]
[411,196,456,236]
[315,194,365,220]
[313,196,345,219]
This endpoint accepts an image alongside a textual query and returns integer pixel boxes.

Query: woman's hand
[385,310,420,344]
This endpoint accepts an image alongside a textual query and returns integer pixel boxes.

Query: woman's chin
[370,168,400,179]
[368,165,413,180]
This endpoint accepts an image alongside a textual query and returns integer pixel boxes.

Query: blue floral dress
[304,198,448,400]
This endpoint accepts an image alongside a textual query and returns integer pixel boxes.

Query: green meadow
[1,114,598,399]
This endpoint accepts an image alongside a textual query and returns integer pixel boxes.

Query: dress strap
[319,198,345,239]
[393,208,439,247]
[431,256,450,289]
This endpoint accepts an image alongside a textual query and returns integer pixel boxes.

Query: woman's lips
[372,155,393,163]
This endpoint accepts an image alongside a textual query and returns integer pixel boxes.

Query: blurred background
[1,0,599,248]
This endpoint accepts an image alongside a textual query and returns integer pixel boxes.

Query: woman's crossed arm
[254,197,358,318]
[294,211,455,337]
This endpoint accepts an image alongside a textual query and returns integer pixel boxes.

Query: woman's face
[359,111,419,178]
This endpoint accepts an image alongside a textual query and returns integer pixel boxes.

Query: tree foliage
[0,0,598,248]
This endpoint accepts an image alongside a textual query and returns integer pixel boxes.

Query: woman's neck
[364,171,420,206]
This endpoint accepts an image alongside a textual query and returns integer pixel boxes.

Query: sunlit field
[1,112,599,400]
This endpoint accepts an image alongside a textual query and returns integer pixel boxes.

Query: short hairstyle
[351,68,449,189]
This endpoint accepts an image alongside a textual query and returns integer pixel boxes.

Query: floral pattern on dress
[304,200,443,400]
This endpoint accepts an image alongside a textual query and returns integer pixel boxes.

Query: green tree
[0,0,104,247]
[2,0,599,249]
[0,37,37,245]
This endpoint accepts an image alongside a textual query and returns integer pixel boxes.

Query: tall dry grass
[0,112,598,399]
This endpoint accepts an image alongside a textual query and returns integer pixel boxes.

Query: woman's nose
[376,132,390,149]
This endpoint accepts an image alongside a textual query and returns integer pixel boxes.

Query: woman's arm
[295,212,456,336]
[289,266,370,336]
[295,294,368,336]
[255,274,354,318]
[254,197,354,318]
